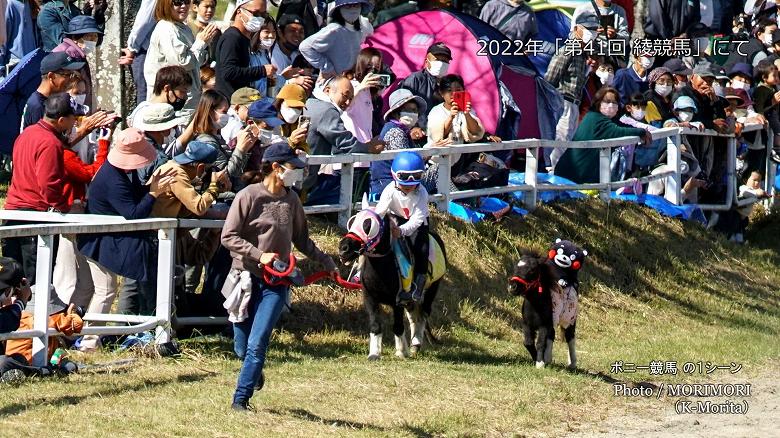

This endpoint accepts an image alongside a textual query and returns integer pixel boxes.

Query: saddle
[392,235,446,293]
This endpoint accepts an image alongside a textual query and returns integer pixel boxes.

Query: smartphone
[376,74,392,87]
[452,91,471,111]
[599,14,616,30]
[298,115,311,130]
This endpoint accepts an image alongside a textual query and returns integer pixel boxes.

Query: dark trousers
[1,220,59,285]
[131,51,148,103]
[118,277,157,316]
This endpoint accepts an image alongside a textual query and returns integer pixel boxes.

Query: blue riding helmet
[391,151,425,186]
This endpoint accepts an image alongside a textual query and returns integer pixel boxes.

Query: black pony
[339,208,447,360]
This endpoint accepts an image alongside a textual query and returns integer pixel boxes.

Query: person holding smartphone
[0,258,32,334]
[426,74,485,149]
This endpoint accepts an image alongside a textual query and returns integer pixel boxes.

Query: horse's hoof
[410,344,420,355]
[535,361,545,369]
[394,350,407,359]
[567,363,577,370]
[368,354,381,361]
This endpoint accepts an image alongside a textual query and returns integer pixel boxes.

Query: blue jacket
[78,162,157,282]
[37,0,81,52]
[613,66,649,105]
[1,0,40,69]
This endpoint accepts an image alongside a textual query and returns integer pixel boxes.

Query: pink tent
[363,9,562,140]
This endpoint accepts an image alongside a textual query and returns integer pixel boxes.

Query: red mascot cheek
[572,261,581,270]
[548,250,556,259]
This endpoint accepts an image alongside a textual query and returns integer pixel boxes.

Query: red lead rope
[261,255,362,290]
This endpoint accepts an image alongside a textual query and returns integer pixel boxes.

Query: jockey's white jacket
[374,183,430,237]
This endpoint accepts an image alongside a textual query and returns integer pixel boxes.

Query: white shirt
[374,183,429,237]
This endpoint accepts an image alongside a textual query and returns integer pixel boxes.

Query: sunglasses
[172,0,191,6]
[242,8,268,18]
[394,171,423,182]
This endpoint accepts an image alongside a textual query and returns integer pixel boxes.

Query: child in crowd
[374,152,430,306]
[664,96,705,131]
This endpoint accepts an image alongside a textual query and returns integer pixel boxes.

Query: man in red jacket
[2,93,87,284]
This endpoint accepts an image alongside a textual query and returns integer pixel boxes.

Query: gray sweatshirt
[221,182,337,279]
[298,23,363,75]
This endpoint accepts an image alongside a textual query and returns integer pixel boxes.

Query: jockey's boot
[411,274,427,302]
[396,289,413,307]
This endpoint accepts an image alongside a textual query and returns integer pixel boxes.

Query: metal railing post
[31,234,54,367]
[524,146,538,211]
[764,126,777,210]
[725,136,737,210]
[155,227,176,344]
[436,154,452,211]
[599,147,611,202]
[665,133,682,205]
[339,163,354,228]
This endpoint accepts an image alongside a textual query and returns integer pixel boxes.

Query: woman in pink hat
[77,128,174,350]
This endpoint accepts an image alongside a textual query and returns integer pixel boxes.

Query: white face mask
[81,40,97,55]
[763,32,774,46]
[260,38,275,50]
[630,108,645,120]
[242,10,266,33]
[654,84,672,97]
[280,104,302,124]
[639,56,654,69]
[279,167,304,187]
[677,111,693,122]
[339,5,362,24]
[197,14,212,24]
[259,128,274,144]
[71,93,87,105]
[215,113,230,129]
[600,102,618,118]
[596,70,614,85]
[713,82,725,97]
[427,60,449,78]
[581,28,595,43]
[398,111,419,128]
[731,79,747,90]
[675,81,687,91]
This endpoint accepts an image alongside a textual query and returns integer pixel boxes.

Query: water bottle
[50,348,66,366]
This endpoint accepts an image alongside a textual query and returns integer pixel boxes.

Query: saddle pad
[392,235,446,291]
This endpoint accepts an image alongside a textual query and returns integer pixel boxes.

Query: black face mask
[283,41,299,53]
[167,90,187,111]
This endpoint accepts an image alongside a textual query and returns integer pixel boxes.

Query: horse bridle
[509,274,543,295]
[344,210,386,257]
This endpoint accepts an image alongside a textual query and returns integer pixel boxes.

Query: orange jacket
[5,311,84,363]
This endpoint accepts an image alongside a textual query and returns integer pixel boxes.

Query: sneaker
[232,400,252,412]
[396,290,413,307]
[0,369,25,384]
[255,371,265,391]
[771,150,780,164]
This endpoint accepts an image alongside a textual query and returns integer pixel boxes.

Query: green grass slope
[1,200,778,437]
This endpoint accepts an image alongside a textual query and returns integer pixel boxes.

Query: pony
[338,203,447,360]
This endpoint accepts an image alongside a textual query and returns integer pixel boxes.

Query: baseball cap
[673,95,698,112]
[663,58,693,76]
[66,15,103,35]
[41,52,85,75]
[692,62,717,79]
[0,257,25,290]
[262,142,306,168]
[276,84,307,108]
[44,93,89,119]
[174,141,219,165]
[574,12,600,30]
[427,42,452,61]
[278,14,304,29]
[248,98,284,127]
[230,87,262,106]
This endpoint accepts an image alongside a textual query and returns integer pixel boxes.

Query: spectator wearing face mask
[570,0,629,49]
[222,87,263,144]
[663,96,705,129]
[370,89,431,196]
[188,0,220,66]
[662,58,693,93]
[555,87,651,183]
[400,42,452,131]
[272,14,314,92]
[37,0,106,52]
[215,0,275,100]
[728,62,753,92]
[725,18,777,69]
[134,103,190,184]
[274,83,309,153]
[546,13,598,167]
[580,56,614,121]
[52,16,102,110]
[646,67,677,124]
[242,98,289,172]
[615,93,660,179]
[613,52,653,105]
[248,16,279,96]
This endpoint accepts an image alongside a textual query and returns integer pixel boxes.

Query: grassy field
[1,199,779,437]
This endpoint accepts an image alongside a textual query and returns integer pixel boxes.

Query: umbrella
[0,48,45,155]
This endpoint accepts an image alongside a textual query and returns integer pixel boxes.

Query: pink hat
[107,128,157,170]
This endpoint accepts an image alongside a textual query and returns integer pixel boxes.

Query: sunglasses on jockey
[393,170,424,182]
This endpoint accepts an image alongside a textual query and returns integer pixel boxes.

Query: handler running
[221,142,338,411]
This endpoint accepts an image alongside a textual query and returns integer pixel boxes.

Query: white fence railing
[0,124,775,366]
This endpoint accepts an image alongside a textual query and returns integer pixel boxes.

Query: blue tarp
[448,197,527,223]
[508,172,588,202]
[612,193,707,223]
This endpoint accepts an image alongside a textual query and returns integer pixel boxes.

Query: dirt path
[568,367,780,437]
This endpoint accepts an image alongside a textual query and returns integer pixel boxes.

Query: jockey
[375,151,430,306]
